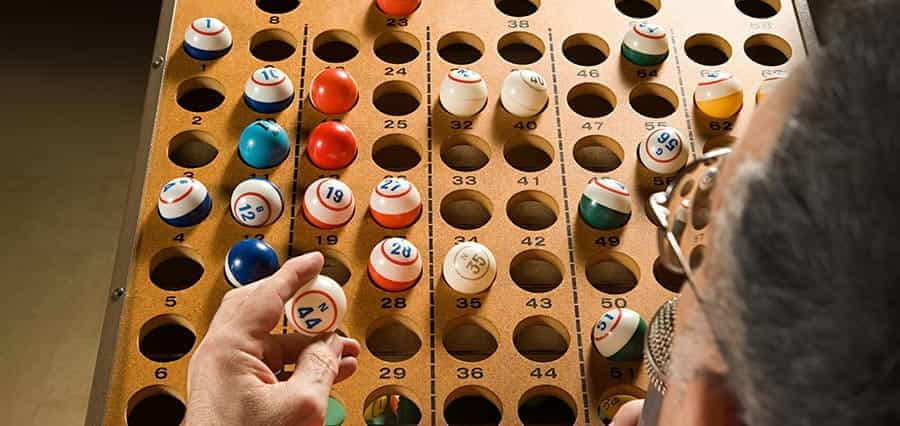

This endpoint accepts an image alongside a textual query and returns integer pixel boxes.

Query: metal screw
[152,56,165,69]
[111,287,126,301]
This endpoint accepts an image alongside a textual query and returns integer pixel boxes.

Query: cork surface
[99,0,808,424]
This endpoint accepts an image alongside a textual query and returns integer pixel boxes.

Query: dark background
[0,1,832,424]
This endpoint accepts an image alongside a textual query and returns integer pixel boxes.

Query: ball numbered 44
[285,275,348,336]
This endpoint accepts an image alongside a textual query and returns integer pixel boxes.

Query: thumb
[611,399,644,426]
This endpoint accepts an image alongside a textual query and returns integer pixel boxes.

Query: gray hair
[707,3,900,424]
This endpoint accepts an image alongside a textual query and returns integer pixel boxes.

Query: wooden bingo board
[87,0,817,424]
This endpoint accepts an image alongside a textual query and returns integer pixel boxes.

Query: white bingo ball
[621,22,669,66]
[500,69,548,118]
[244,67,295,114]
[369,177,422,229]
[442,242,497,294]
[157,176,212,227]
[368,238,423,292]
[183,17,233,60]
[302,177,355,229]
[285,275,347,336]
[638,127,689,175]
[439,68,488,117]
[592,308,647,362]
[230,178,284,227]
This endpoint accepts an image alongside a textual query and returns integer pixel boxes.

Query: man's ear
[677,371,741,426]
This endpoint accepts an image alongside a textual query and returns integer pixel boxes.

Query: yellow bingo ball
[694,71,744,119]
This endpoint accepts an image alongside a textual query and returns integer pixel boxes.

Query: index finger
[236,252,324,337]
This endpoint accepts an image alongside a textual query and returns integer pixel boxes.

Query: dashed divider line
[547,27,592,424]
[425,25,437,425]
[668,28,699,156]
[285,24,310,333]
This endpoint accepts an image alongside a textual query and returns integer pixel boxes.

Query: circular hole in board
[690,245,706,271]
[513,315,570,362]
[250,29,297,62]
[363,386,423,425]
[629,82,679,118]
[168,130,218,168]
[372,134,422,172]
[744,33,792,66]
[519,386,578,425]
[567,83,616,118]
[510,250,564,293]
[366,316,422,362]
[373,80,422,116]
[653,257,685,293]
[149,247,204,291]
[139,315,196,362]
[585,252,640,294]
[507,191,559,231]
[443,316,499,362]
[176,77,225,113]
[562,33,609,67]
[704,135,737,154]
[440,189,493,230]
[313,30,360,63]
[504,135,554,172]
[573,135,623,173]
[438,32,485,65]
[498,31,545,65]
[256,0,300,14]
[615,0,660,18]
[495,0,540,17]
[444,386,503,426]
[321,250,352,286]
[736,0,781,18]
[685,33,732,66]
[374,31,422,64]
[127,386,185,426]
[441,134,491,172]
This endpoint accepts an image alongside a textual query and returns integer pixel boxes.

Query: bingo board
[87,0,817,424]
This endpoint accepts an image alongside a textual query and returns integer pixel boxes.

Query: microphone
[640,297,679,426]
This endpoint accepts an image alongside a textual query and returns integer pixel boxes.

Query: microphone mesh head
[645,297,678,396]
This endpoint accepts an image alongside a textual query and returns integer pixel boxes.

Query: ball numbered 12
[285,275,348,336]
[230,178,284,227]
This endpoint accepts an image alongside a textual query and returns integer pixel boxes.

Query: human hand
[185,252,360,426]
[611,399,644,426]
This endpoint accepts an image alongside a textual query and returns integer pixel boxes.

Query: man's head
[660,3,900,425]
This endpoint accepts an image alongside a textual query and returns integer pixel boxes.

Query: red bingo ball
[310,68,359,115]
[306,121,358,170]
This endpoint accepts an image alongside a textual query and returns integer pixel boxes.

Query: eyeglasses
[648,147,731,288]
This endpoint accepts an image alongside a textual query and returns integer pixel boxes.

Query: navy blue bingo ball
[157,176,212,227]
[225,238,281,288]
[182,17,233,61]
[238,120,291,169]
